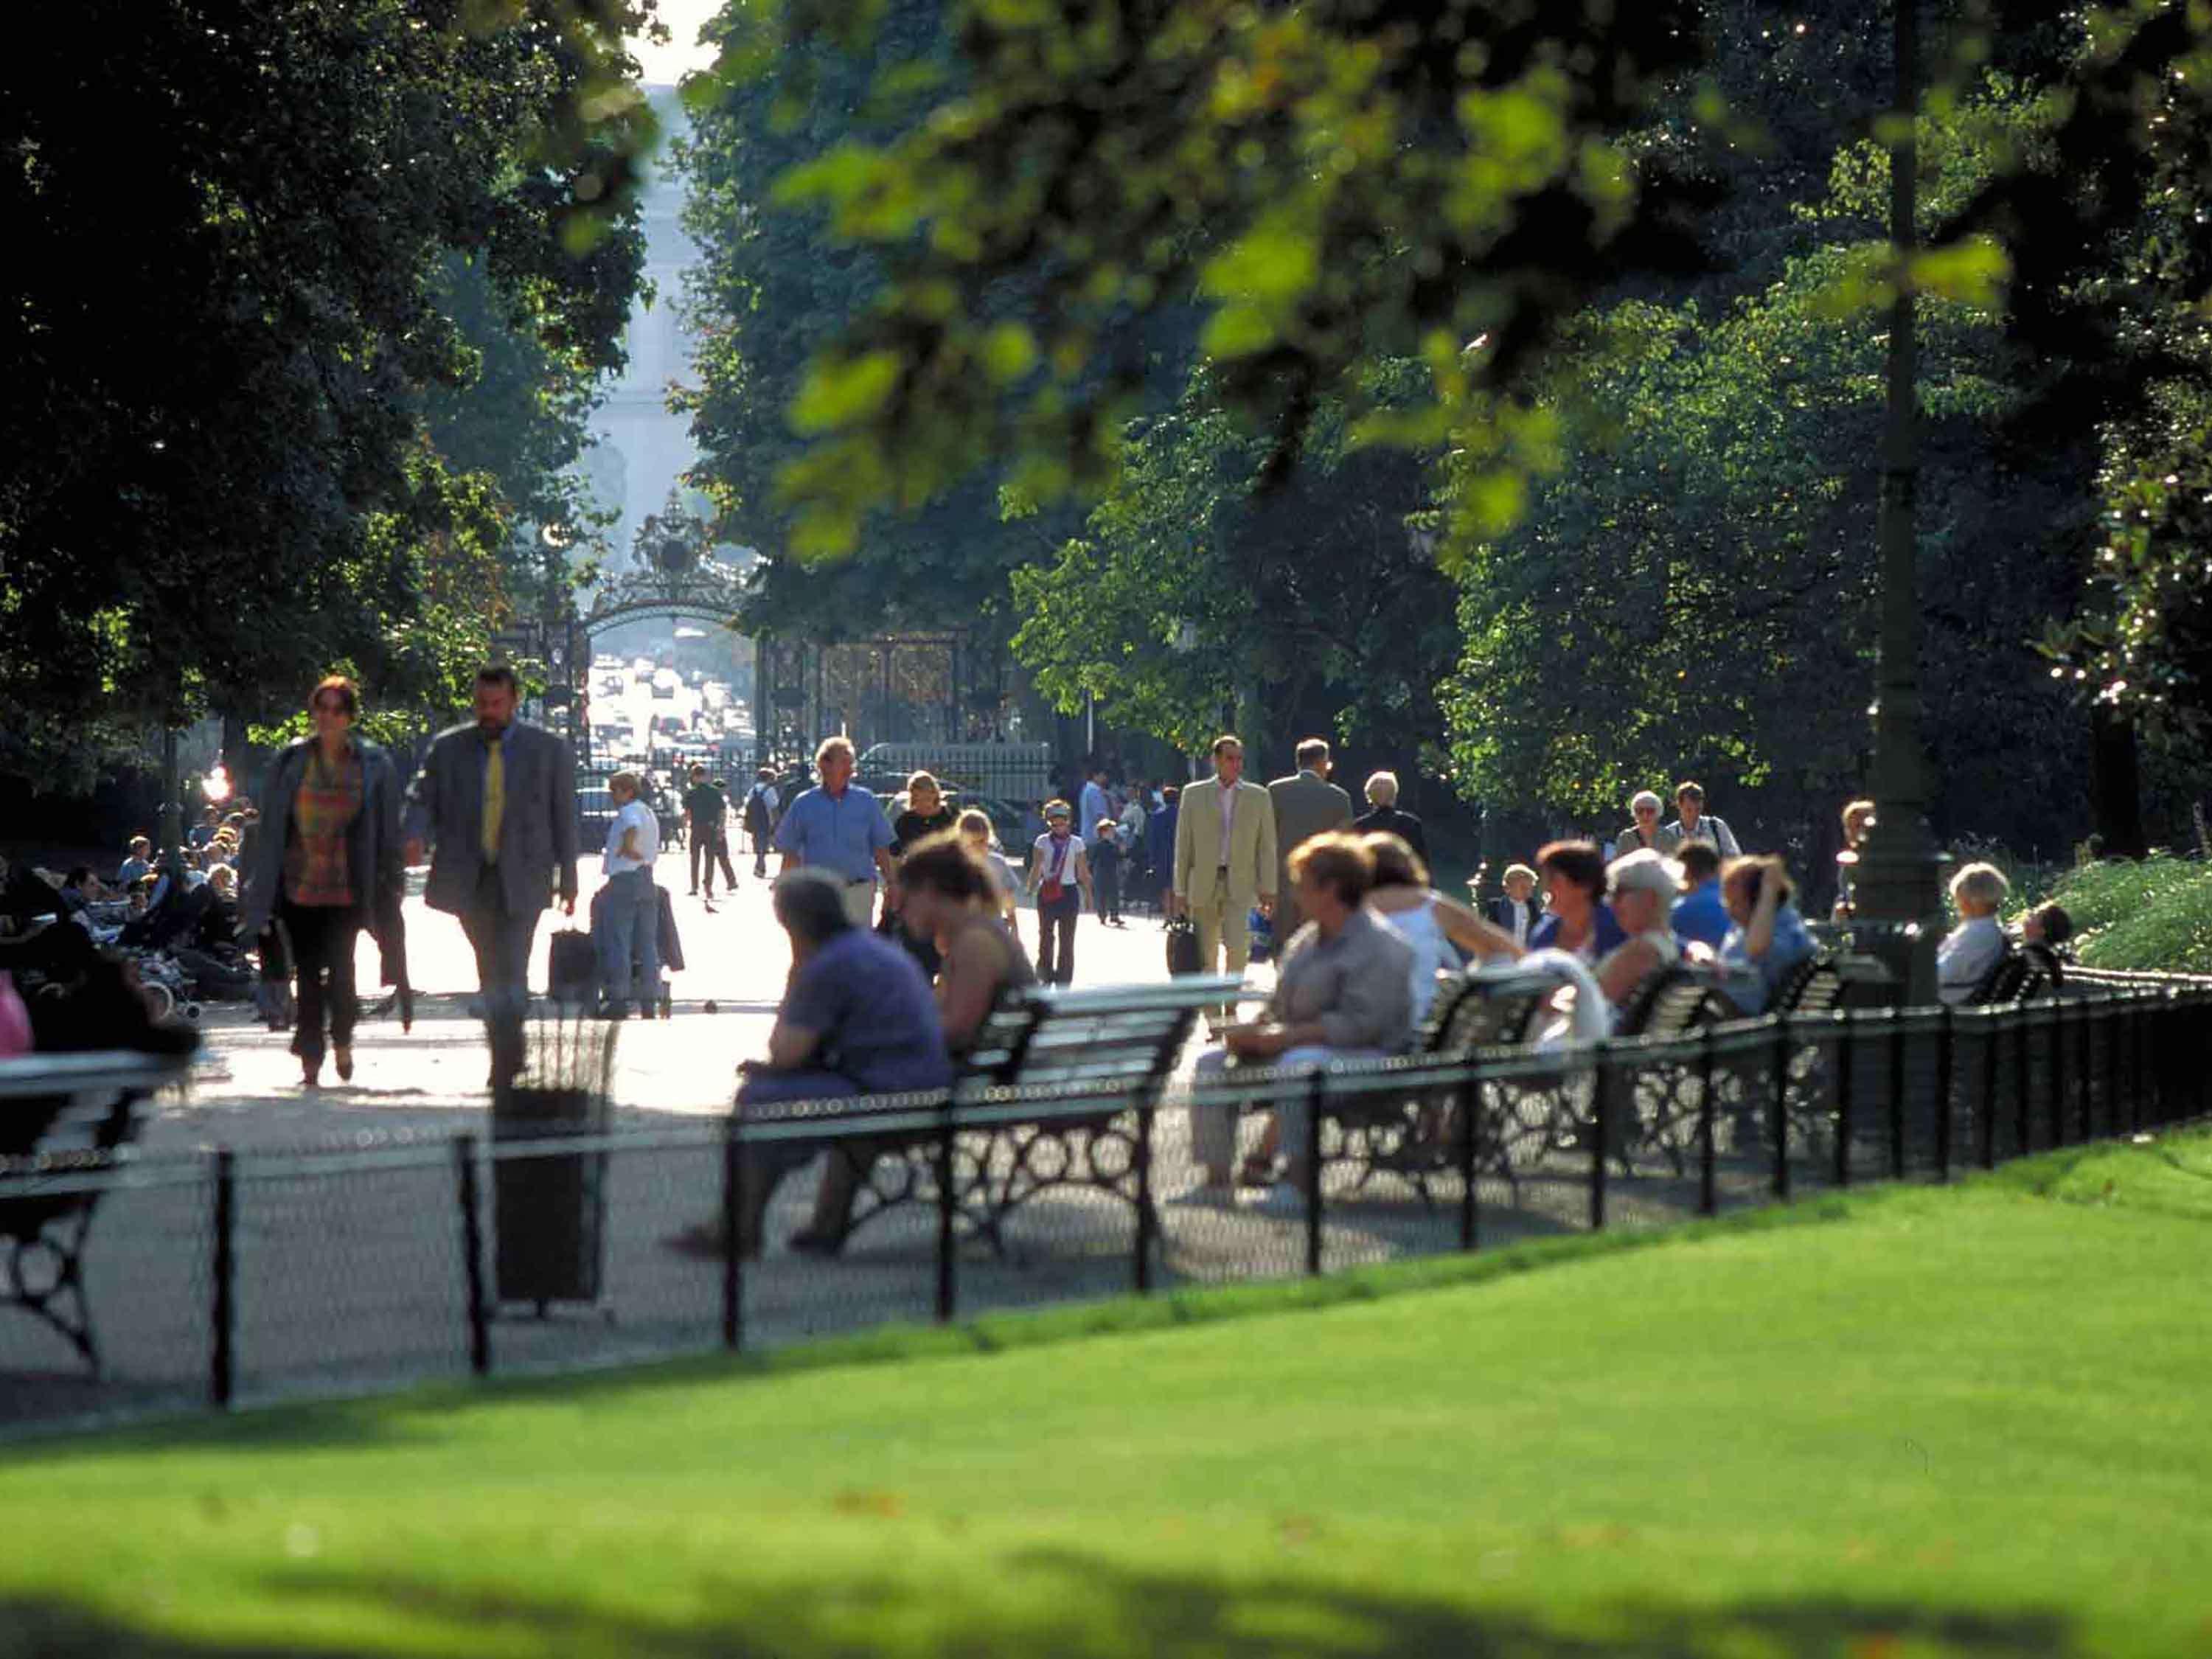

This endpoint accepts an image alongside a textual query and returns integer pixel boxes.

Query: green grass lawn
[5,1132,2212,1659]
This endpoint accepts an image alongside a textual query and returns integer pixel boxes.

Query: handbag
[1164,915,1201,977]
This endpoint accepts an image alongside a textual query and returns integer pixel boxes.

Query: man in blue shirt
[773,734,897,928]
[1078,763,1112,852]
[1669,841,1731,950]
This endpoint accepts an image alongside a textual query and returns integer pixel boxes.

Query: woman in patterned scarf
[240,675,403,1087]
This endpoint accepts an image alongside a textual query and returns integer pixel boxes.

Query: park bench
[0,1049,193,1371]
[1321,962,1588,1203]
[1971,949,2051,1006]
[811,974,1244,1256]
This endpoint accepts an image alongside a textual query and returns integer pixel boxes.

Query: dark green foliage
[1009,365,1455,763]
[0,0,653,776]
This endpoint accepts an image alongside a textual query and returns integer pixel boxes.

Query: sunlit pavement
[156,850,1225,1152]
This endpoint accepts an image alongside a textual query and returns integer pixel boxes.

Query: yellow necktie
[481,738,504,863]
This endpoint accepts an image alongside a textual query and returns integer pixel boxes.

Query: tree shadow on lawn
[0,1550,2091,1659]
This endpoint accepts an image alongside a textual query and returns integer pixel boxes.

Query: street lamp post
[1851,0,1944,999]
[159,724,184,863]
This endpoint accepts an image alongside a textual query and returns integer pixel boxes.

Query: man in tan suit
[1171,734,1277,1026]
[1267,737,1354,937]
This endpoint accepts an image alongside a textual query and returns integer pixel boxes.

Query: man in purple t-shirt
[734,868,952,1256]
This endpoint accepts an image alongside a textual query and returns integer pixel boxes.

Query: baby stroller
[1246,904,1277,964]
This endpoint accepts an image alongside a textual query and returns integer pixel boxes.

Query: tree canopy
[0,0,658,778]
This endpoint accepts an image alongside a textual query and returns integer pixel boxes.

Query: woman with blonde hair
[1361,833,1521,1029]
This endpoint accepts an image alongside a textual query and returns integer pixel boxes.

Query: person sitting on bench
[1937,862,2010,1005]
[1187,831,1414,1217]
[733,868,952,1256]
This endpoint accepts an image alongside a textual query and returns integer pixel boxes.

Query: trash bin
[490,1013,616,1312]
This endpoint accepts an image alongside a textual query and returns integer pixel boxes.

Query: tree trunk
[2089,706,2147,858]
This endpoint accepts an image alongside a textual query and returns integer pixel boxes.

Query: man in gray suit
[404,665,580,1083]
[1267,737,1354,939]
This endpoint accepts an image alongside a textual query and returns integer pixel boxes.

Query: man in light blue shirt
[1079,764,1111,851]
[774,734,897,928]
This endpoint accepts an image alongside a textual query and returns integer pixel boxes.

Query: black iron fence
[3,973,2208,1433]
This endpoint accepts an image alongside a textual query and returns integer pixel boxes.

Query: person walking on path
[1267,737,1354,936]
[595,771,661,1020]
[242,675,403,1088]
[1146,785,1180,920]
[1616,790,1666,856]
[404,664,580,1086]
[774,735,897,930]
[1025,800,1096,984]
[1656,782,1742,858]
[1170,736,1276,1030]
[886,771,958,975]
[1078,764,1112,858]
[1091,817,1127,927]
[1117,788,1152,911]
[742,766,781,877]
[1351,770,1427,861]
[683,763,736,899]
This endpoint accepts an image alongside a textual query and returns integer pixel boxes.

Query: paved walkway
[148,851,1209,1153]
[4,857,1750,1430]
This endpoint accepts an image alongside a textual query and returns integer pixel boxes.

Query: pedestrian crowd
[7,669,2070,1134]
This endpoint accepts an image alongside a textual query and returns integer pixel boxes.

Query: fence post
[1770,1016,1791,1202]
[454,1135,490,1377]
[2014,1009,2032,1155]
[720,1119,742,1351]
[1134,1100,1155,1294]
[1834,1012,1854,1189]
[1933,1006,1955,1183]
[2075,998,2095,1143]
[1456,1059,1481,1251]
[1978,1009,1999,1170]
[1886,1015,1906,1180]
[1303,1070,1325,1277]
[1590,1049,1609,1231]
[935,1102,956,1323]
[2185,995,2203,1124]
[1697,1026,1718,1217]
[209,1149,235,1409]
[2128,995,2148,1133]
[2049,1001,2069,1148]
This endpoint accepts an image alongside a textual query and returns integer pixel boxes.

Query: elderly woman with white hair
[1351,768,1427,860]
[1594,849,1681,1008]
[1615,790,1666,857]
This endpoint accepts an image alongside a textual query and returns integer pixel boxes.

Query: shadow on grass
[0,1551,2090,1659]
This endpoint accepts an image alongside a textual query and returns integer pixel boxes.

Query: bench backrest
[0,1051,184,1162]
[956,975,1243,1106]
[1616,965,1734,1039]
[1776,955,1845,1016]
[1971,951,2034,1006]
[1422,969,1567,1052]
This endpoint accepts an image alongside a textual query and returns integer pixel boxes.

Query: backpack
[743,785,773,837]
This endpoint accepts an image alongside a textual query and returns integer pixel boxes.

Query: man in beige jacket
[1267,737,1355,936]
[1170,734,1277,1026]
